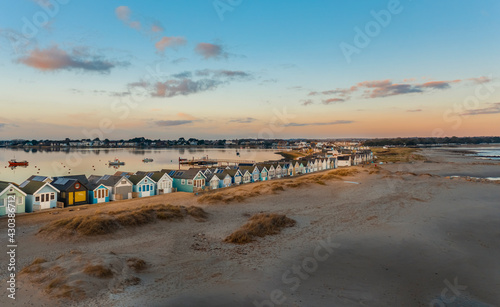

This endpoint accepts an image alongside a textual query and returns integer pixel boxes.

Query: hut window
[105,189,109,197]
[94,191,97,198]
[181,179,185,185]
[35,196,40,202]
[187,180,193,185]
[50,193,55,200]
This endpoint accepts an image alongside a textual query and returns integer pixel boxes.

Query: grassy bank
[371,147,425,163]
[276,150,308,160]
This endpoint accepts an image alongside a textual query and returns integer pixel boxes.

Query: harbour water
[0,148,282,184]
[465,147,500,160]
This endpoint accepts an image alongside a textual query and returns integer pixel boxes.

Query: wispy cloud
[407,109,422,112]
[461,102,500,116]
[229,117,256,124]
[322,98,345,105]
[153,79,221,98]
[16,45,127,73]
[301,99,314,106]
[468,76,492,84]
[155,120,193,127]
[129,69,252,98]
[305,76,480,103]
[115,6,166,39]
[196,69,252,80]
[285,120,354,127]
[155,36,187,53]
[195,43,228,59]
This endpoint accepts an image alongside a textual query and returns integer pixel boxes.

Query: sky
[0,0,499,140]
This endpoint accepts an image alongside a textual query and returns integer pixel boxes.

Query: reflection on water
[0,148,281,184]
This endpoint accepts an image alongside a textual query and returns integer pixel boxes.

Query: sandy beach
[1,147,499,306]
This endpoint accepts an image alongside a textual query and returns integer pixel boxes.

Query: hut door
[68,192,74,205]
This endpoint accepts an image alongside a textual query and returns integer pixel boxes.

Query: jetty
[179,157,255,167]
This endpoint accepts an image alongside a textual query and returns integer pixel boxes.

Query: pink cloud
[155,37,187,52]
[115,6,131,21]
[194,43,228,59]
[18,45,71,70]
[17,45,123,73]
[468,76,492,84]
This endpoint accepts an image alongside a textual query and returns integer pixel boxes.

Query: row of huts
[0,152,373,216]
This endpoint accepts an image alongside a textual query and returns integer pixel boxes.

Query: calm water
[0,148,282,184]
[466,147,500,160]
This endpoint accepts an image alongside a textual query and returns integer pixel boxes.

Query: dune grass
[198,168,359,204]
[20,258,47,275]
[224,213,296,244]
[38,204,207,237]
[83,264,113,278]
[127,258,147,272]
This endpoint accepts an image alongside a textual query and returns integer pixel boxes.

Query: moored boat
[8,159,29,166]
[142,158,153,163]
[109,158,125,166]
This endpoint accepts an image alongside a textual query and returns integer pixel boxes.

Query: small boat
[108,158,125,166]
[8,159,29,167]
[142,158,153,163]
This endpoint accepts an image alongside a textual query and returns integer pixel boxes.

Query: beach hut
[0,181,27,216]
[275,164,283,178]
[88,183,110,204]
[240,169,252,184]
[225,169,243,185]
[207,173,222,190]
[150,172,173,195]
[170,169,207,193]
[337,155,351,167]
[239,166,260,182]
[257,165,269,181]
[136,171,174,195]
[219,171,233,188]
[265,164,276,180]
[20,180,59,212]
[91,175,133,201]
[51,177,89,207]
[128,174,156,198]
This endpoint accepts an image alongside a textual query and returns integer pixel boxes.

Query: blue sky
[1,0,499,139]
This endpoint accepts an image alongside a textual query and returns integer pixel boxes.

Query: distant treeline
[363,136,500,147]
